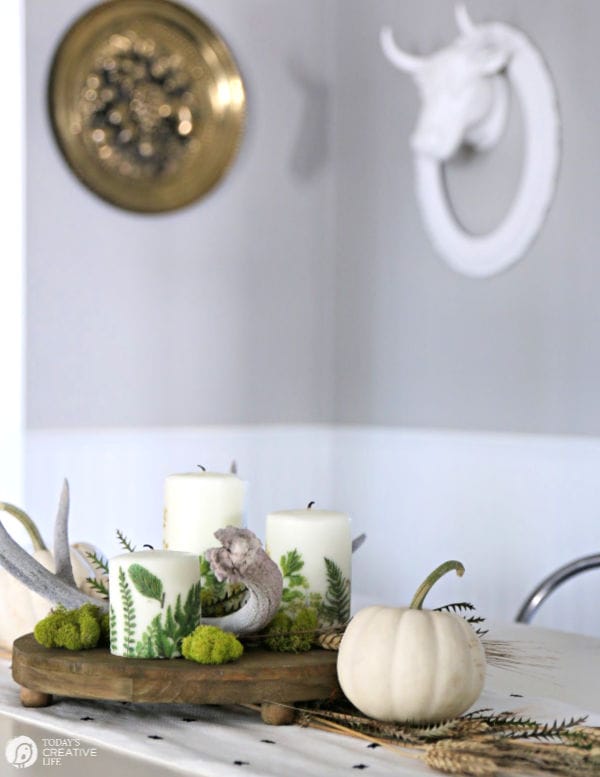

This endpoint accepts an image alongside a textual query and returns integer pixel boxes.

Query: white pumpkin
[337,561,486,723]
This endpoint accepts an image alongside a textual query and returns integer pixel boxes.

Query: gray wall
[27,0,600,436]
[26,0,336,428]
[333,0,600,435]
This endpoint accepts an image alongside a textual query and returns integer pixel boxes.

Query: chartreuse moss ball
[264,606,318,653]
[181,625,244,664]
[33,603,107,650]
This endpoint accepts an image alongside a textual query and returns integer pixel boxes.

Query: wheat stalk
[425,747,498,775]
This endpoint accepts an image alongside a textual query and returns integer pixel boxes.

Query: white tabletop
[0,622,599,777]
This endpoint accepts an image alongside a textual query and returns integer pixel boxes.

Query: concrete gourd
[336,561,486,723]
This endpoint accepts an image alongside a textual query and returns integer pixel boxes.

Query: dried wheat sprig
[315,631,343,650]
[491,738,600,775]
[261,701,600,777]
[296,707,426,743]
[425,747,498,776]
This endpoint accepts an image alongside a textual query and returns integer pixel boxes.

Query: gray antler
[0,491,108,613]
[53,479,77,588]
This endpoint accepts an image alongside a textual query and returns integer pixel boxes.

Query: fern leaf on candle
[109,605,117,653]
[280,549,306,580]
[134,581,202,658]
[322,557,351,625]
[118,567,136,657]
[128,563,165,607]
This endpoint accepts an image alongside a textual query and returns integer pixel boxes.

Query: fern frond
[321,557,351,625]
[109,605,117,653]
[280,549,305,578]
[86,576,109,598]
[85,550,109,574]
[496,715,589,741]
[118,566,136,656]
[434,602,476,614]
[116,529,136,553]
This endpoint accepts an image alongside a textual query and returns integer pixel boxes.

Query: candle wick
[143,544,155,550]
[230,460,238,474]
[196,464,206,472]
[307,501,316,509]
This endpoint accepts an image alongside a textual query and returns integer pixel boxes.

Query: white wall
[0,0,25,523]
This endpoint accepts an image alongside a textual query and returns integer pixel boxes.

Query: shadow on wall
[287,58,331,181]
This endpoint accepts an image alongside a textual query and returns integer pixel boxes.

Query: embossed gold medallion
[49,0,246,212]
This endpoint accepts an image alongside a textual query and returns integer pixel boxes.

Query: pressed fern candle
[108,550,202,659]
[265,507,352,628]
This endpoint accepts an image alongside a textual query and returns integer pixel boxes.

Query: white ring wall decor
[381,5,561,278]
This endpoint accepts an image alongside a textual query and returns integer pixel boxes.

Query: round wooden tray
[12,634,340,725]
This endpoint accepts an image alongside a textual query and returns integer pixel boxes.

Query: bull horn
[380,27,423,73]
[455,3,477,35]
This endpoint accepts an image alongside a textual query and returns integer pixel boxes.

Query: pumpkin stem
[0,502,48,552]
[409,560,465,610]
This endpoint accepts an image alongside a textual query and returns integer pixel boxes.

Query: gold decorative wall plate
[49,0,246,212]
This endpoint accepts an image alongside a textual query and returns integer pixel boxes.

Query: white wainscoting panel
[334,428,600,636]
[24,425,600,636]
[25,426,334,559]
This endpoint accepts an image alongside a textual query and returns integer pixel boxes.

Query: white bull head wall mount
[381,4,560,278]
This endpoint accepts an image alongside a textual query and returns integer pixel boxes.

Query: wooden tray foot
[20,687,53,707]
[260,702,295,725]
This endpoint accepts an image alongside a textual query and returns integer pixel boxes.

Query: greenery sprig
[85,577,109,599]
[85,550,109,574]
[116,529,136,553]
[84,550,109,599]
[434,601,489,637]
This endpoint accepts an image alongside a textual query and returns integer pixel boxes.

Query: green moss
[264,607,318,653]
[99,612,110,646]
[34,603,106,650]
[181,625,244,664]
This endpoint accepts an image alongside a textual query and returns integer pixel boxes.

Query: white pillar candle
[109,550,201,659]
[163,471,246,555]
[266,508,352,628]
